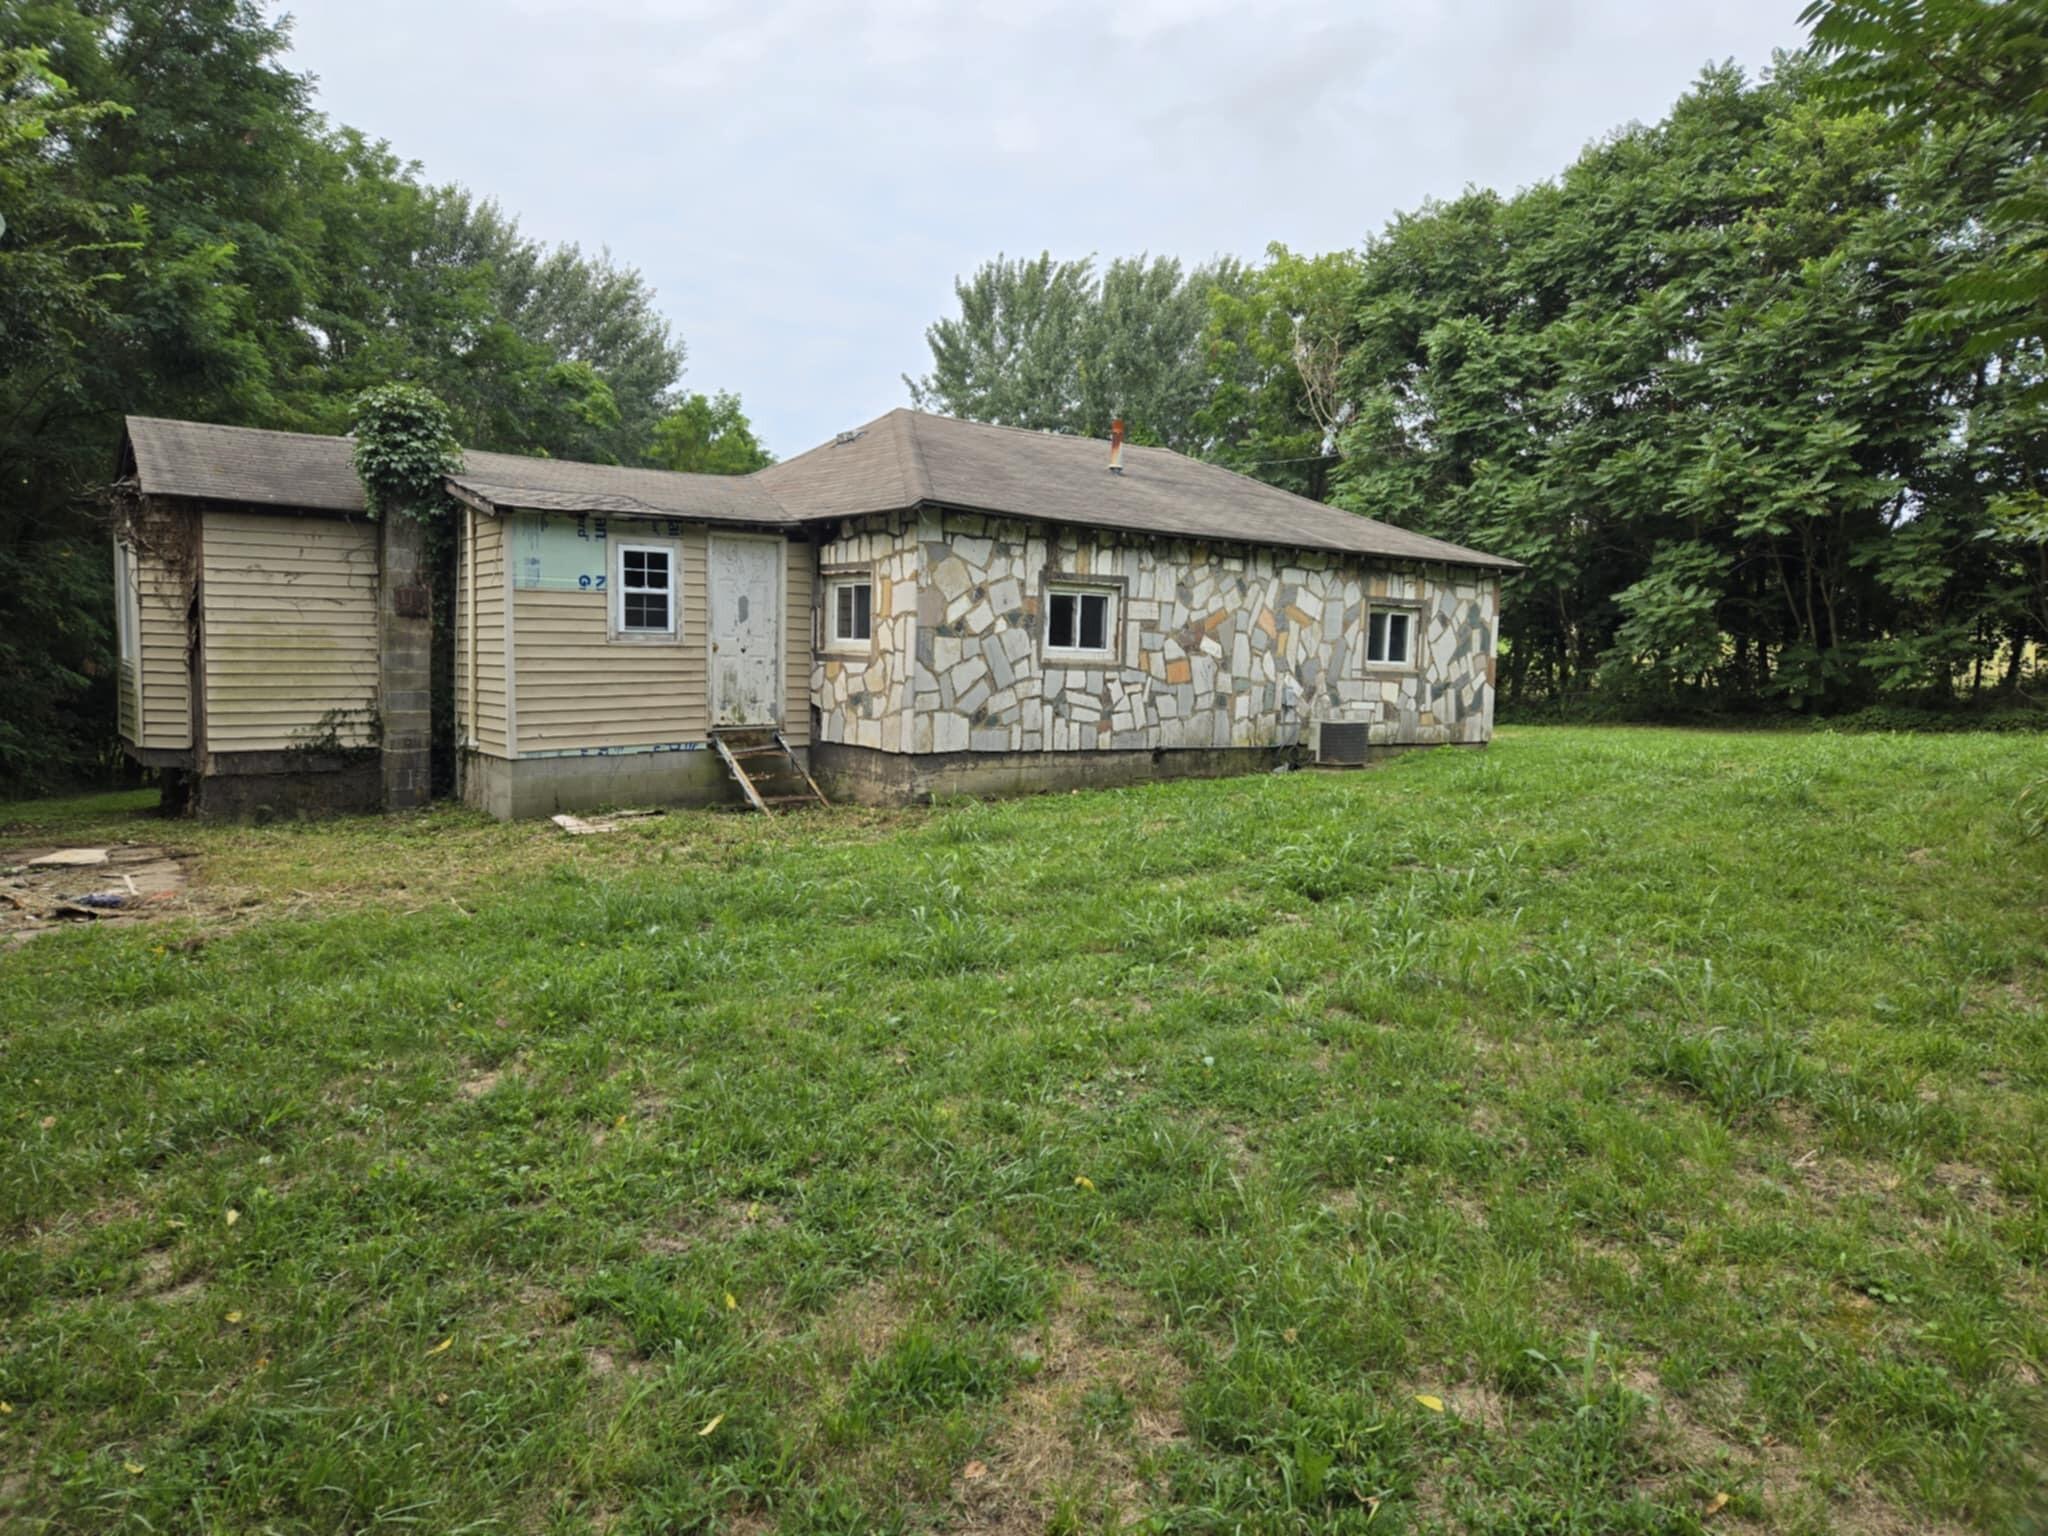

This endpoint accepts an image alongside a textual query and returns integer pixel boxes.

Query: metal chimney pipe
[1108,418,1125,474]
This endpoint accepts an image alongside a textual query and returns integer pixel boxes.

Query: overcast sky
[281,0,1803,458]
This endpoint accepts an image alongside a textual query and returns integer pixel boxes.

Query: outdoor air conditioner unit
[1311,718,1373,767]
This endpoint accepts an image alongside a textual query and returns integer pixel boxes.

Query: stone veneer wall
[811,506,1499,757]
[811,510,922,752]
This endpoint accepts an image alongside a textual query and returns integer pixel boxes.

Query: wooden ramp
[712,728,830,813]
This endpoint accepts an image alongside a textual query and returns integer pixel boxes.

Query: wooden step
[710,729,831,814]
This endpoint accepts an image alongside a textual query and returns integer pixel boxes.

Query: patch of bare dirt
[1,843,193,943]
[718,1196,783,1232]
[582,1345,652,1381]
[0,1468,34,1525]
[154,1275,206,1306]
[807,1275,913,1371]
[1446,1193,1493,1233]
[1927,1161,2007,1212]
[1212,1122,1255,1175]
[1616,1368,1979,1536]
[948,1265,1187,1533]
[1754,1108,1903,1209]
[642,1196,784,1258]
[1445,1382,1514,1433]
[457,1066,508,1101]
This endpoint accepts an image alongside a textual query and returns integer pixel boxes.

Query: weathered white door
[707,534,781,726]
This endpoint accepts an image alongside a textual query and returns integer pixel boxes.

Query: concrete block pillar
[379,515,433,810]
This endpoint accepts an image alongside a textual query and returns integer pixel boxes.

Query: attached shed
[115,418,403,815]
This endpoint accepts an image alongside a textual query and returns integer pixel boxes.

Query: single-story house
[111,409,1517,818]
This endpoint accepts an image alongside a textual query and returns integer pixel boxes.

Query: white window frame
[611,539,679,642]
[112,540,141,672]
[1364,603,1418,670]
[1043,582,1120,660]
[823,574,875,652]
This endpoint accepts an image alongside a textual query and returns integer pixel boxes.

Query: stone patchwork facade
[814,507,1498,759]
[812,512,921,752]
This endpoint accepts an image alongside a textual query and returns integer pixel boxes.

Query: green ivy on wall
[350,384,464,527]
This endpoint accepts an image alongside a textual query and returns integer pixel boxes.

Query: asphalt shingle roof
[124,409,1518,571]
[757,411,1518,568]
[125,416,368,514]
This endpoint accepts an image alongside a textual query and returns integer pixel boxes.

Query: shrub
[1815,704,2048,735]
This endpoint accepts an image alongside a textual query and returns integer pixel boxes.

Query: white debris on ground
[548,810,664,836]
[26,848,110,867]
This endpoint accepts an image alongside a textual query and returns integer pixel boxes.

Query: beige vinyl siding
[506,519,814,755]
[458,512,509,755]
[201,508,378,752]
[512,520,709,752]
[454,520,467,741]
[782,542,812,747]
[116,526,195,752]
[137,556,193,749]
[117,660,139,742]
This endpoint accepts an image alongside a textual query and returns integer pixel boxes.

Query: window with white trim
[1366,606,1415,667]
[1045,584,1116,657]
[112,541,141,672]
[827,576,873,646]
[612,542,677,638]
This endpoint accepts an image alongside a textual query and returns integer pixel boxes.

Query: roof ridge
[894,409,935,504]
[902,408,1130,452]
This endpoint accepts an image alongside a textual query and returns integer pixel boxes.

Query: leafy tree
[505,232,684,459]
[364,191,683,461]
[1801,0,2048,361]
[1802,0,2048,690]
[1197,244,1361,499]
[908,252,1245,451]
[646,391,774,474]
[1075,255,1238,449]
[908,252,1096,433]
[0,44,139,787]
[1336,63,2039,710]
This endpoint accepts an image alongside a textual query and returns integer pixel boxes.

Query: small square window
[829,578,873,645]
[1366,607,1413,666]
[1045,585,1116,656]
[614,543,675,638]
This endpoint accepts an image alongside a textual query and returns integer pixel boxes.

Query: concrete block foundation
[812,741,1297,806]
[191,751,383,820]
[460,747,756,820]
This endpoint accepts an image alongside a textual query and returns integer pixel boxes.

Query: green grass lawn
[2,727,2045,1534]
